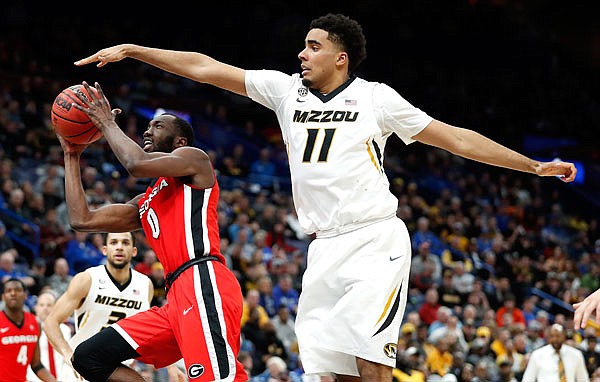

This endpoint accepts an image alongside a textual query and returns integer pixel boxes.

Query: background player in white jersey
[43,232,153,381]
[27,290,71,381]
[75,13,578,382]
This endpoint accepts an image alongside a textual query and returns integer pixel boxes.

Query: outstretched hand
[74,44,132,67]
[535,161,577,182]
[573,289,600,330]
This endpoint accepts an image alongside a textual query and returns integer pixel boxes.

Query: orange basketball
[51,84,106,144]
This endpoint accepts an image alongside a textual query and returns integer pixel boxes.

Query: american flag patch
[345,99,357,105]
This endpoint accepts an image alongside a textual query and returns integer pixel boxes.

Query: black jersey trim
[104,266,132,292]
[190,188,207,258]
[310,75,357,103]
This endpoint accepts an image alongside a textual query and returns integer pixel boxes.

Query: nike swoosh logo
[389,255,402,261]
[183,306,194,315]
[0,327,9,333]
[296,98,307,103]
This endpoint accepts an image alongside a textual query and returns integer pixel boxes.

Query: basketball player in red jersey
[55,81,247,382]
[1,278,57,382]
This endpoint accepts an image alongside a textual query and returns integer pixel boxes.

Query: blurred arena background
[1,0,600,380]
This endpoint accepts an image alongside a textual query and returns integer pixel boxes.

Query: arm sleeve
[245,70,295,112]
[373,83,433,144]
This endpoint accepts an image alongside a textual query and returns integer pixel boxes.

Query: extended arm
[413,119,577,182]
[44,271,91,371]
[75,44,247,96]
[59,134,141,232]
[31,340,57,382]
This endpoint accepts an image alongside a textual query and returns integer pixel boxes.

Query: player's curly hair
[310,13,367,74]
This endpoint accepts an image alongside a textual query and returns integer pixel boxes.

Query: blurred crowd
[2,2,600,381]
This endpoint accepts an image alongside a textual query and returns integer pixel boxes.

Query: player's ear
[174,136,188,148]
[336,52,348,65]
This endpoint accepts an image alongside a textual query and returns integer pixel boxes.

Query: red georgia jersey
[138,175,222,275]
[0,311,40,382]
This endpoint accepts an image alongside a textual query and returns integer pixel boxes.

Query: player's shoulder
[70,267,94,287]
[131,267,150,279]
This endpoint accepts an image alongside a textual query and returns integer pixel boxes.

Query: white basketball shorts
[295,217,412,376]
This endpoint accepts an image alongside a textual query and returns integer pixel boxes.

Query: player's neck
[317,72,350,95]
[108,265,132,285]
[3,308,24,325]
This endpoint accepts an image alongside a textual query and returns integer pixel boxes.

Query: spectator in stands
[411,241,442,289]
[392,346,426,382]
[429,306,453,335]
[237,350,254,378]
[490,328,511,358]
[0,220,15,252]
[251,356,290,382]
[425,335,454,377]
[412,216,443,255]
[34,164,64,207]
[513,333,528,355]
[148,261,166,307]
[429,315,468,354]
[38,208,71,260]
[133,249,157,276]
[451,261,475,303]
[494,339,525,380]
[581,333,600,375]
[228,212,254,244]
[580,263,600,294]
[26,290,71,381]
[28,258,48,297]
[521,295,539,325]
[471,359,492,382]
[256,275,277,317]
[0,249,35,287]
[495,359,518,382]
[496,293,526,329]
[2,188,34,238]
[249,147,277,191]
[525,320,545,351]
[64,231,104,274]
[271,305,297,353]
[465,282,490,322]
[241,289,270,329]
[461,318,477,345]
[272,273,299,316]
[438,269,462,310]
[46,258,72,297]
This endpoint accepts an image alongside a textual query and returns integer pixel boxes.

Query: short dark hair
[162,112,195,147]
[310,13,367,74]
[2,277,27,293]
[105,232,136,247]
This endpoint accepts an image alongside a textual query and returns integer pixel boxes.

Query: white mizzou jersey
[246,71,433,237]
[70,265,151,351]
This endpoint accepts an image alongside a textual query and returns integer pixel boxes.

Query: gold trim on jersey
[366,139,381,172]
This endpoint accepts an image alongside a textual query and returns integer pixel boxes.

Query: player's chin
[301,76,313,88]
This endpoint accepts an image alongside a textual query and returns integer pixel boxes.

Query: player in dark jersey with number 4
[54,82,247,382]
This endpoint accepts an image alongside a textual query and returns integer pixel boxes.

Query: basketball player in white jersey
[27,291,72,381]
[43,232,152,381]
[75,13,577,382]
